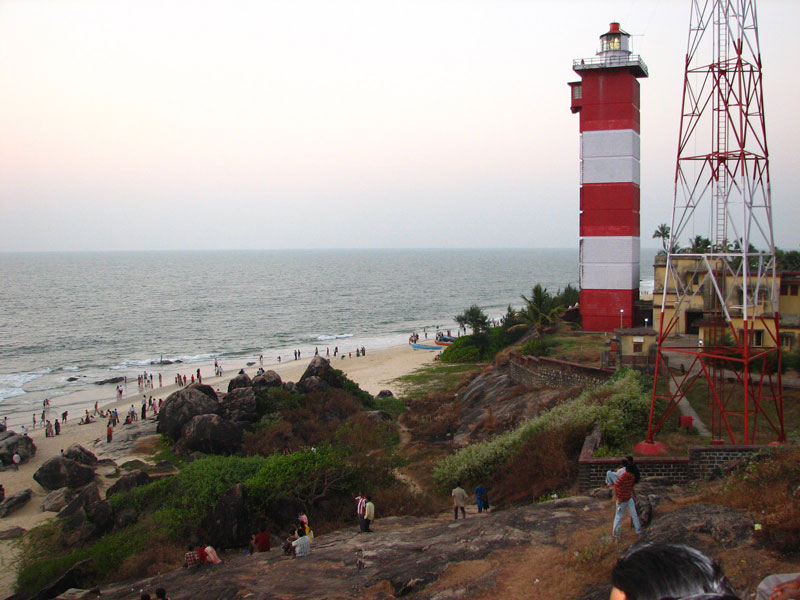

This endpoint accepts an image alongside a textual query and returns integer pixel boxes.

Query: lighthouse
[569,23,648,331]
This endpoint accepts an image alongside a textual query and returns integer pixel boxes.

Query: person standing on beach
[12,452,21,470]
[54,419,60,435]
[107,422,113,443]
[32,413,36,429]
[61,411,68,423]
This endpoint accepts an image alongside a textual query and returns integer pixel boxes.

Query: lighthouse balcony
[573,55,648,78]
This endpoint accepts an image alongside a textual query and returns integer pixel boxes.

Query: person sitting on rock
[203,545,222,564]
[289,527,311,558]
[249,526,271,553]
[183,545,200,569]
[610,543,739,600]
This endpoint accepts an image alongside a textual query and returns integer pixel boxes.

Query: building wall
[577,426,771,491]
[510,355,614,389]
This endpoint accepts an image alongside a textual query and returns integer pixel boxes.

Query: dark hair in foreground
[611,544,739,600]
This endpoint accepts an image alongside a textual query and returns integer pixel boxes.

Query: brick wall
[577,427,770,491]
[510,356,614,389]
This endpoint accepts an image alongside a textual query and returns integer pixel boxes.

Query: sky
[1,0,799,252]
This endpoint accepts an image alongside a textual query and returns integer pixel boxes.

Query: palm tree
[685,235,712,254]
[519,284,565,337]
[652,223,671,253]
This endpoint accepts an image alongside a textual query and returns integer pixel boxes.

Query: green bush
[432,369,650,490]
[441,326,527,363]
[520,336,555,357]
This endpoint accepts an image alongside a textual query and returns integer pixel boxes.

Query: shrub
[432,369,650,490]
[520,336,555,357]
[440,326,526,363]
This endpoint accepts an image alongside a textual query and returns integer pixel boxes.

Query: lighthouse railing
[573,55,648,77]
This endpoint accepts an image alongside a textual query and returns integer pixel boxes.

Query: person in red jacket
[612,464,641,538]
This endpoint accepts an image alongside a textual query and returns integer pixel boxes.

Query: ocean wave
[110,352,219,370]
[315,334,354,341]
[0,369,53,401]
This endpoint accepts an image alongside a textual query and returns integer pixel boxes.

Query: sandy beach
[0,343,437,596]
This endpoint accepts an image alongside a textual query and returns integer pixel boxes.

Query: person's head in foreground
[610,543,740,600]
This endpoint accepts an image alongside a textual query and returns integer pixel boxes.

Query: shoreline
[0,342,438,596]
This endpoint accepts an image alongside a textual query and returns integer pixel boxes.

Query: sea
[0,248,656,428]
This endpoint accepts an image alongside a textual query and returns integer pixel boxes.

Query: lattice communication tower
[643,0,784,448]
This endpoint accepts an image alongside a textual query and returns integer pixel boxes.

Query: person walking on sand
[107,422,113,444]
[452,483,467,519]
[12,452,21,470]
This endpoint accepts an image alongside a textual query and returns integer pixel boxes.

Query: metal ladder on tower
[714,0,729,251]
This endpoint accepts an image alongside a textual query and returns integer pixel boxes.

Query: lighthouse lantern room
[569,23,648,332]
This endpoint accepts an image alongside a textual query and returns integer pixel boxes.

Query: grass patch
[394,363,480,400]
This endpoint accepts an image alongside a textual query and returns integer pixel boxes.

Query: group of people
[281,512,314,557]
[183,544,222,569]
[354,493,376,532]
[138,371,159,390]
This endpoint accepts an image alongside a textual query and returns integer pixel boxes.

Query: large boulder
[643,503,753,549]
[220,387,258,424]
[227,373,253,393]
[157,388,220,440]
[63,445,98,466]
[0,488,33,518]
[105,470,152,499]
[366,410,393,423]
[203,483,250,548]
[253,370,282,390]
[376,389,394,399]
[178,414,243,455]
[34,456,95,491]
[0,430,37,465]
[43,487,78,512]
[294,375,330,395]
[186,382,219,402]
[299,356,342,388]
[58,484,112,545]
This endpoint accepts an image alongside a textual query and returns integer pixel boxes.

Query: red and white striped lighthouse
[569,23,648,331]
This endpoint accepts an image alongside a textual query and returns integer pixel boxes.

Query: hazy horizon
[2,1,799,252]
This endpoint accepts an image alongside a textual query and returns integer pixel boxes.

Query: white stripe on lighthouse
[581,129,640,185]
[580,236,640,264]
[580,262,640,290]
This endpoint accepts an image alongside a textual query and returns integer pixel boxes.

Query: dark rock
[94,377,124,385]
[157,387,220,440]
[246,361,256,366]
[203,483,250,548]
[114,507,139,530]
[299,356,342,388]
[228,373,253,393]
[365,410,393,423]
[55,589,102,599]
[151,359,173,365]
[376,389,394,398]
[34,457,95,491]
[43,487,78,512]
[186,382,219,402]
[119,458,149,471]
[294,375,330,394]
[0,488,33,518]
[253,370,282,390]
[588,487,613,499]
[58,485,112,545]
[0,430,37,465]
[0,525,26,539]
[283,381,296,393]
[634,494,653,528]
[179,414,243,455]
[220,387,258,424]
[106,470,152,499]
[63,444,98,466]
[643,503,753,549]
[66,377,79,382]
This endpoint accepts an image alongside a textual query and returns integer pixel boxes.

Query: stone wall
[510,356,614,389]
[577,427,771,491]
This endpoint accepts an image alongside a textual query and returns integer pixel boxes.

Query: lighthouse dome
[599,22,631,56]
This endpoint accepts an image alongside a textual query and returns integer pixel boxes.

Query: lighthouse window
[603,35,622,51]
[572,85,582,99]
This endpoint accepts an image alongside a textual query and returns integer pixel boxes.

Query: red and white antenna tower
[641,0,784,450]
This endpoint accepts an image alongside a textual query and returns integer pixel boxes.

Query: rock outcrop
[0,488,33,518]
[186,382,219,402]
[376,390,394,398]
[293,375,330,395]
[63,445,98,466]
[0,430,37,465]
[157,388,220,440]
[299,356,342,389]
[105,470,152,499]
[34,456,95,491]
[253,370,282,390]
[220,388,258,424]
[42,487,78,512]
[227,373,253,393]
[202,483,250,549]
[178,414,243,455]
[58,484,113,546]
